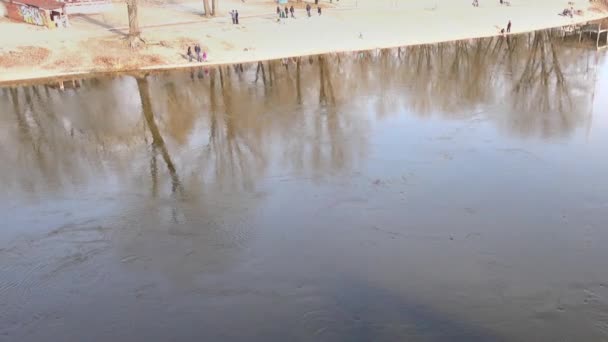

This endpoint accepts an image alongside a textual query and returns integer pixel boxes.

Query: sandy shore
[0,0,607,84]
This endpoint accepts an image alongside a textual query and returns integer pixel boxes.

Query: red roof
[10,0,65,10]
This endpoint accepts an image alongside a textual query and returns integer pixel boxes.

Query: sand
[0,0,607,84]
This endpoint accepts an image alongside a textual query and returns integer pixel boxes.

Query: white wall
[0,1,7,18]
[65,1,113,15]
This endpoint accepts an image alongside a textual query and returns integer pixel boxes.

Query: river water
[1,31,608,341]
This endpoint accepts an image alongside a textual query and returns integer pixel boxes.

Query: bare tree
[126,0,144,48]
[212,0,218,15]
[203,0,211,17]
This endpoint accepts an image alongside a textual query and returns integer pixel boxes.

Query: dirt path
[0,0,606,84]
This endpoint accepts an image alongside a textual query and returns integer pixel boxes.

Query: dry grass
[83,37,128,51]
[82,36,169,70]
[141,54,165,65]
[0,46,51,68]
[159,37,199,50]
[48,54,85,69]
[592,0,608,11]
[93,55,120,68]
[93,54,166,70]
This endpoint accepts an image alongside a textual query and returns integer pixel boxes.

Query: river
[1,31,608,341]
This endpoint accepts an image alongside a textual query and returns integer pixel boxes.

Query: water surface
[1,31,608,341]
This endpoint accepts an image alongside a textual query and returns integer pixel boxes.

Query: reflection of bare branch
[255,61,266,86]
[10,88,28,137]
[1,32,599,197]
[267,61,275,87]
[150,145,158,197]
[318,56,336,105]
[296,57,302,105]
[198,65,268,191]
[137,76,183,196]
[513,31,573,114]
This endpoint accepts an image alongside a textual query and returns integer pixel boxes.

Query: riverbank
[1,0,607,85]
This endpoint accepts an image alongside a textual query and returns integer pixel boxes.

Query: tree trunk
[127,0,143,48]
[203,0,211,17]
[211,0,218,16]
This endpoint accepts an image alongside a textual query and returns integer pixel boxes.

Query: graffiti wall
[5,2,51,27]
[18,4,45,26]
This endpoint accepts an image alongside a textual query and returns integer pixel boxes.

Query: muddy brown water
[1,32,608,342]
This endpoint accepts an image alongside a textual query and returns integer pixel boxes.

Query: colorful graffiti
[19,5,45,26]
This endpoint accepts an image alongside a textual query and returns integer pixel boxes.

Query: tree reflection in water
[136,76,183,198]
[0,31,603,196]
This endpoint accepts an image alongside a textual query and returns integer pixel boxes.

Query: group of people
[277,4,322,19]
[277,5,295,18]
[469,1,512,35]
[500,20,512,34]
[230,10,240,24]
[560,6,581,18]
[560,1,582,18]
[472,0,511,7]
[186,44,207,63]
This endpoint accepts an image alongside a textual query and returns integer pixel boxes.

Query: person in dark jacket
[506,20,511,33]
[187,46,193,62]
[235,10,239,24]
[194,44,201,62]
[306,3,311,17]
[290,5,295,18]
[317,6,322,15]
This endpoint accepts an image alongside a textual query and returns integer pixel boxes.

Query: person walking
[306,3,311,17]
[187,46,193,62]
[235,10,239,24]
[317,6,322,15]
[195,44,201,62]
[506,20,511,33]
[230,10,236,24]
[290,5,295,18]
[277,5,281,17]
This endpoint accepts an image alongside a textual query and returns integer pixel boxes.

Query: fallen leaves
[0,46,51,68]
